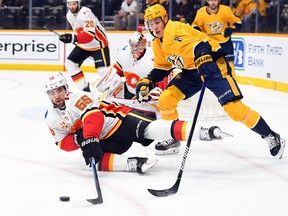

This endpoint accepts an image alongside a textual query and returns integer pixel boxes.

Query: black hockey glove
[80,137,103,166]
[223,27,234,38]
[135,78,154,102]
[195,54,221,79]
[59,33,77,44]
[73,129,84,145]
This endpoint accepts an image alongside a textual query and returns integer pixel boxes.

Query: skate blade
[155,147,180,156]
[216,131,234,138]
[275,138,286,159]
[141,159,159,173]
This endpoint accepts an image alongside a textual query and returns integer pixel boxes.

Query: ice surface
[0,70,288,216]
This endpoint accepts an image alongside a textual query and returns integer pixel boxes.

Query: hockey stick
[72,159,103,207]
[148,78,207,197]
[43,17,60,36]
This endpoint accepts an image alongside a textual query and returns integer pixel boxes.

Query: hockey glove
[80,137,103,166]
[59,33,77,44]
[223,27,234,38]
[195,54,221,79]
[73,128,84,145]
[135,78,154,102]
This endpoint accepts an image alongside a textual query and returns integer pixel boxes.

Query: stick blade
[148,178,180,197]
[72,198,103,208]
[147,188,177,197]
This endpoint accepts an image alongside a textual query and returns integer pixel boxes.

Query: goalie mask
[129,32,147,60]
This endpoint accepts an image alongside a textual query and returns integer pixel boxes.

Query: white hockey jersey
[45,91,131,151]
[66,6,109,51]
[113,46,155,95]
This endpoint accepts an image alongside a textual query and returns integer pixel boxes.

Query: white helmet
[67,0,81,8]
[45,72,68,93]
[129,32,147,60]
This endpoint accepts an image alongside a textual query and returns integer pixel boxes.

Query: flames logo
[124,72,141,89]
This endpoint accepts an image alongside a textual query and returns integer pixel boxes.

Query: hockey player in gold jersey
[192,0,242,77]
[135,4,285,159]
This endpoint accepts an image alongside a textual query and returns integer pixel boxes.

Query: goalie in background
[94,31,178,155]
[136,4,285,159]
[192,0,242,78]
[58,0,110,92]
[44,72,231,173]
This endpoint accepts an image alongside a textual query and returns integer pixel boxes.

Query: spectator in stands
[232,0,246,18]
[281,4,288,32]
[114,0,137,30]
[161,0,177,21]
[174,0,197,24]
[105,0,121,16]
[14,0,27,28]
[241,0,267,32]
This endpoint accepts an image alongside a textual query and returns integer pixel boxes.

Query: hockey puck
[59,196,70,202]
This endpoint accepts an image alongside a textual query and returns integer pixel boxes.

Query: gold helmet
[144,4,168,22]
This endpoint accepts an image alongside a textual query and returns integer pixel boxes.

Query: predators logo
[207,21,223,33]
[167,55,185,69]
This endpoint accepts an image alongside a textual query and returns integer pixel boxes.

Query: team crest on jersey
[174,37,183,42]
[207,22,223,33]
[167,55,185,69]
[124,72,141,88]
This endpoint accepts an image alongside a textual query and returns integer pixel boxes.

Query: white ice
[1,70,288,216]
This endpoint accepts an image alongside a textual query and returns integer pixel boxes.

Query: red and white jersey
[113,46,155,95]
[45,91,131,151]
[67,6,109,51]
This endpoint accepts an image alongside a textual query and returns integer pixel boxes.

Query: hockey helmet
[67,0,81,11]
[45,72,69,94]
[144,4,168,23]
[129,32,147,60]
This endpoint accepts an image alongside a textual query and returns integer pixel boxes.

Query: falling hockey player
[44,72,231,173]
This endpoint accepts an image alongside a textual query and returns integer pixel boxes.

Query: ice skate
[127,157,158,173]
[265,132,285,159]
[155,138,181,155]
[200,126,233,141]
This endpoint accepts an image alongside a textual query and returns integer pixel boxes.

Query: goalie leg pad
[158,85,185,120]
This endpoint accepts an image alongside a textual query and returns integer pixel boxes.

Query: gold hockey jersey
[192,5,241,43]
[152,20,221,70]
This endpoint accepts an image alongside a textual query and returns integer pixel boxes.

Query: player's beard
[53,98,65,108]
[70,6,80,14]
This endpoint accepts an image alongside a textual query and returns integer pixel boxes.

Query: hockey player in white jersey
[97,31,155,99]
[59,0,110,91]
[44,72,229,172]
[95,32,180,155]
